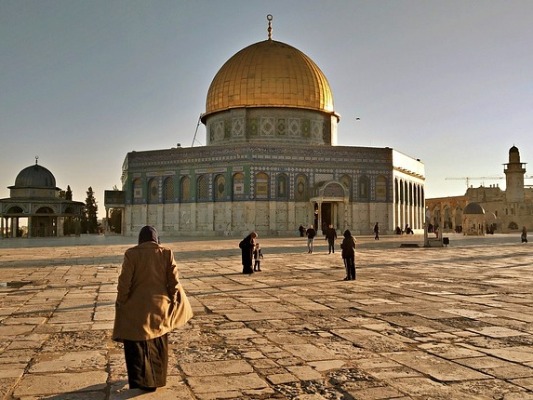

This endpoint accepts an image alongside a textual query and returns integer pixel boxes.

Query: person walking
[373,222,380,240]
[341,229,356,281]
[325,224,337,254]
[253,242,264,271]
[112,226,192,392]
[306,224,317,253]
[521,226,528,243]
[239,231,257,274]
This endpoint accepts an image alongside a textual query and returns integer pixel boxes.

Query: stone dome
[12,163,58,189]
[464,202,485,215]
[202,39,338,121]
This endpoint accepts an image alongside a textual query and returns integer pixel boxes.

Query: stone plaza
[0,233,532,399]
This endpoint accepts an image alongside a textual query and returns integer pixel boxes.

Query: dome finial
[35,155,39,165]
[267,14,273,40]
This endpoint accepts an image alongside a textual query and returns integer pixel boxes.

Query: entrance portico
[311,181,348,234]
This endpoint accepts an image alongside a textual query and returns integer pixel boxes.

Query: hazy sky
[2,0,532,213]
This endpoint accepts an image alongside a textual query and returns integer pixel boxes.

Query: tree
[59,185,73,200]
[81,187,98,233]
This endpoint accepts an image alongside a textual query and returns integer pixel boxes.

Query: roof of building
[203,39,336,120]
[11,163,58,189]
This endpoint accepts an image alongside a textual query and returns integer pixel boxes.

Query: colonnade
[0,217,24,238]
[394,178,425,232]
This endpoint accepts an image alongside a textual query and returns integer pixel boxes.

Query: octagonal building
[105,20,425,237]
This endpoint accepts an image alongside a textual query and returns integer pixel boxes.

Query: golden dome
[203,39,336,119]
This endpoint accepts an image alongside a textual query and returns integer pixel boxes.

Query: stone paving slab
[0,233,532,399]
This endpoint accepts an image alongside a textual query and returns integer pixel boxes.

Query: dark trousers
[328,240,335,253]
[344,257,356,280]
[123,334,168,389]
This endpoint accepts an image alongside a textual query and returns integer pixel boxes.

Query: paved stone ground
[0,233,532,400]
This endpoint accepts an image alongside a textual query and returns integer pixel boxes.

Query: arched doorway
[34,207,56,237]
[311,181,349,234]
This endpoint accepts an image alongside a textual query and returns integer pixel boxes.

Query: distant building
[105,18,425,237]
[0,160,84,238]
[426,146,533,234]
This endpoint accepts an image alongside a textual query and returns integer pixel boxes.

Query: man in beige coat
[113,226,191,392]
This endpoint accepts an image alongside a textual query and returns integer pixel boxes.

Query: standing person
[341,229,356,281]
[325,224,337,254]
[253,242,264,271]
[298,225,305,237]
[239,231,257,274]
[521,226,528,243]
[112,226,192,392]
[373,222,380,240]
[306,224,317,253]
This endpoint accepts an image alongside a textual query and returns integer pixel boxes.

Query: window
[148,178,158,204]
[180,176,190,202]
[233,173,244,197]
[197,175,209,201]
[359,176,369,199]
[277,174,288,198]
[163,177,173,203]
[214,174,225,200]
[255,172,269,199]
[376,176,387,201]
[295,174,308,201]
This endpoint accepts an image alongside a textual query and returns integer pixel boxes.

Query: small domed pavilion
[462,202,486,235]
[0,160,84,238]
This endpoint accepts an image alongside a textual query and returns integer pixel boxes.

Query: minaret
[504,146,526,203]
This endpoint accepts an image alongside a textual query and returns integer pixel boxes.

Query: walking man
[325,224,337,254]
[306,225,316,253]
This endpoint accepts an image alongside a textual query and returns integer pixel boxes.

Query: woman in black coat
[341,229,356,281]
[239,231,257,274]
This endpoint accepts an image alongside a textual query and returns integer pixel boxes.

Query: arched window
[295,174,308,201]
[233,172,245,198]
[277,173,288,198]
[359,175,369,199]
[132,178,142,202]
[180,176,190,202]
[197,175,209,201]
[376,175,387,201]
[163,177,174,203]
[214,174,226,201]
[255,172,269,199]
[148,178,158,204]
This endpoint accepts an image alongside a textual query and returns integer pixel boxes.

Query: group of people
[241,225,357,281]
[113,223,355,393]
[239,231,263,274]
